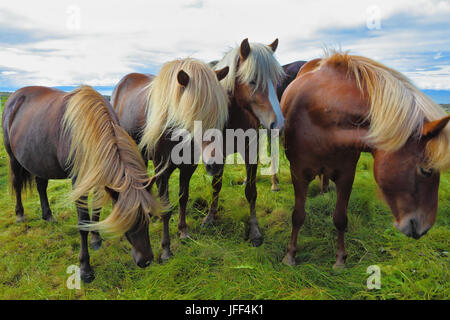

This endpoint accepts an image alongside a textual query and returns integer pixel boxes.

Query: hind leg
[10,158,25,222]
[35,177,55,221]
[202,173,223,226]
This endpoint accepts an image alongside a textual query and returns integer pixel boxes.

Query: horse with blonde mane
[282,52,450,268]
[111,58,229,260]
[201,38,285,247]
[2,86,159,282]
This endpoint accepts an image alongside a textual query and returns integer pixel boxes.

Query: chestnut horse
[2,86,158,282]
[202,38,285,246]
[282,52,450,268]
[111,58,229,260]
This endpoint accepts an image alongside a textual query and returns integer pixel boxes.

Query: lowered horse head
[322,53,450,239]
[62,86,159,267]
[214,38,285,131]
[139,58,229,176]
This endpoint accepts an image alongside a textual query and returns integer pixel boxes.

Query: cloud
[0,0,449,91]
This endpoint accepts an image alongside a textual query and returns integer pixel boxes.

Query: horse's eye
[418,167,433,177]
[249,80,256,86]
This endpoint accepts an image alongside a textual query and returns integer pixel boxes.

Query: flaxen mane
[139,58,228,154]
[214,42,285,94]
[318,52,450,170]
[62,86,159,234]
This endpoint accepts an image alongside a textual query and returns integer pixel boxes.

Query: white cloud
[0,0,449,90]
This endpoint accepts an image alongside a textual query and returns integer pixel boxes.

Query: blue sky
[1,0,450,103]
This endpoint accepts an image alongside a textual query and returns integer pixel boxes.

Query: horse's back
[111,73,154,143]
[3,86,68,178]
[277,61,307,100]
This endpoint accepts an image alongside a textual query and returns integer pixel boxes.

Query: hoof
[250,236,263,247]
[43,214,55,222]
[271,185,280,192]
[282,254,296,267]
[201,215,214,227]
[161,250,173,262]
[90,239,102,251]
[16,215,25,223]
[179,230,190,240]
[80,270,95,283]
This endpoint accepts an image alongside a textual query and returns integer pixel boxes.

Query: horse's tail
[62,85,159,234]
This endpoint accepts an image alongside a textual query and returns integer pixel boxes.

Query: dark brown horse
[281,53,450,268]
[112,58,230,260]
[2,86,158,282]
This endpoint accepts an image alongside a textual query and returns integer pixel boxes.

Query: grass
[0,95,448,300]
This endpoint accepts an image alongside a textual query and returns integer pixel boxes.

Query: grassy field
[0,95,448,300]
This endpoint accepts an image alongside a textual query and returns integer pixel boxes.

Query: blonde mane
[62,86,159,234]
[139,58,228,153]
[214,42,285,94]
[319,52,450,170]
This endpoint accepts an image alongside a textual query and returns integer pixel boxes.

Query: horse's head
[106,185,154,268]
[373,116,450,239]
[176,65,229,176]
[233,38,285,131]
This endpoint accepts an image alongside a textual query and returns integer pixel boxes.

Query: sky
[1,0,450,102]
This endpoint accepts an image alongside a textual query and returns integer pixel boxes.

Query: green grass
[0,97,448,300]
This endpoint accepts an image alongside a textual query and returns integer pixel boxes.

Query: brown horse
[281,52,450,268]
[2,86,158,282]
[111,58,230,260]
[202,38,285,246]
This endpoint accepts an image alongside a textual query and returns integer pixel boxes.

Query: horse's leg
[35,177,55,221]
[320,174,330,194]
[269,129,280,192]
[90,187,103,250]
[245,162,263,247]
[156,165,175,262]
[178,165,196,239]
[282,173,309,266]
[332,163,357,268]
[10,158,25,222]
[75,194,95,283]
[202,172,223,226]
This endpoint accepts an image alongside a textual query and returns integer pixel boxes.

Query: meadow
[0,95,448,300]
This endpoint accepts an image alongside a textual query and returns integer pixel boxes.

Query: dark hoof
[201,214,214,227]
[282,254,296,267]
[16,215,25,223]
[250,236,263,247]
[161,249,173,262]
[43,214,55,222]
[271,185,280,192]
[90,238,103,251]
[80,270,95,283]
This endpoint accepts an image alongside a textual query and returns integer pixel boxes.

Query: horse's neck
[225,96,259,130]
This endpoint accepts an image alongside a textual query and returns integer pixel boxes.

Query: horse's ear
[215,66,229,81]
[268,38,278,52]
[240,38,251,61]
[177,70,189,87]
[422,115,450,140]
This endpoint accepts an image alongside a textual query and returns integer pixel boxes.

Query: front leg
[178,165,197,239]
[282,172,309,266]
[245,162,263,247]
[75,194,95,283]
[155,163,176,262]
[202,170,224,226]
[90,187,103,250]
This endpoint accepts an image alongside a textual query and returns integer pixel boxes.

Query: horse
[111,58,230,260]
[201,38,285,247]
[281,52,450,268]
[2,85,159,282]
